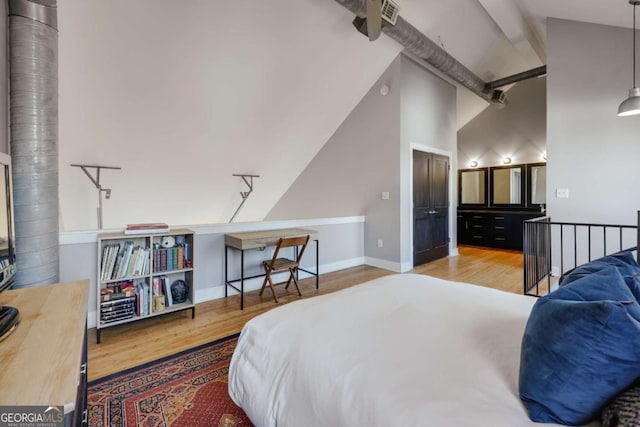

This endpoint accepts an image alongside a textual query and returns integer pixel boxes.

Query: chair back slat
[270,235,310,266]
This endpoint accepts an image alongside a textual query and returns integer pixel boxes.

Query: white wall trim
[59,216,366,245]
[364,256,403,273]
[86,255,365,328]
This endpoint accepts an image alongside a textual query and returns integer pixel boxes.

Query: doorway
[413,150,449,266]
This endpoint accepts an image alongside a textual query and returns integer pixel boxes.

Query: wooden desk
[224,228,319,309]
[0,280,89,426]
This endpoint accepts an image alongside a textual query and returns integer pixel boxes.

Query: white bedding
[228,273,592,426]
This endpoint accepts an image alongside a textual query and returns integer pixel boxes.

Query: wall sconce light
[503,157,512,165]
[380,84,390,96]
[469,160,478,168]
[542,152,547,161]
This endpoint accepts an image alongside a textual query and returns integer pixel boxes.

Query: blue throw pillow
[520,266,640,425]
[560,252,640,301]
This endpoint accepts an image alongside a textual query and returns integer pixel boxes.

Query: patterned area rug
[88,334,254,427]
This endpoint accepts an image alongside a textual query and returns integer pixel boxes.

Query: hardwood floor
[87,245,524,381]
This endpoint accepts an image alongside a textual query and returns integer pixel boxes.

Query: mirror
[491,165,524,206]
[458,168,488,206]
[527,163,547,207]
[0,154,14,292]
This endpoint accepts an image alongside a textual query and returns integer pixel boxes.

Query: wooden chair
[260,235,310,303]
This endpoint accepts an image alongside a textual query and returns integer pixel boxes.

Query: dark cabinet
[457,210,543,250]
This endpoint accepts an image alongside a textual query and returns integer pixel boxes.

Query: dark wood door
[413,151,449,266]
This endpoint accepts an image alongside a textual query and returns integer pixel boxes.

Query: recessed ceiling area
[390,0,635,127]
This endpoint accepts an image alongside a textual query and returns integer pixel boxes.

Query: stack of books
[100,282,136,324]
[124,222,169,235]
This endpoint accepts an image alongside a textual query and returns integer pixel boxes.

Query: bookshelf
[96,228,195,343]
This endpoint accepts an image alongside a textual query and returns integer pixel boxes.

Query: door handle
[429,210,439,214]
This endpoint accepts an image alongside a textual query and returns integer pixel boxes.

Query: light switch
[381,192,390,200]
[556,188,569,198]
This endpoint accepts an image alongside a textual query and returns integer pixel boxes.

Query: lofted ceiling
[390,0,636,127]
[57,0,636,228]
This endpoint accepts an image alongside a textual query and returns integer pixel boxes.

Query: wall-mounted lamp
[469,160,478,168]
[542,152,547,161]
[503,157,512,165]
[618,0,640,116]
[380,84,390,96]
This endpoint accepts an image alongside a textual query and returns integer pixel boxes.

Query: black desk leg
[241,249,245,310]
[224,245,228,298]
[295,246,299,281]
[316,240,319,289]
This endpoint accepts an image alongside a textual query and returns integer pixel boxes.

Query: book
[177,247,184,269]
[124,223,169,235]
[100,291,134,302]
[116,242,134,279]
[161,275,172,307]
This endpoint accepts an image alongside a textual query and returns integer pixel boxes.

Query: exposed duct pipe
[8,0,59,287]
[336,0,548,107]
[334,0,493,102]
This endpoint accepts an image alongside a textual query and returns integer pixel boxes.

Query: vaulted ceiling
[391,0,635,127]
[58,0,637,228]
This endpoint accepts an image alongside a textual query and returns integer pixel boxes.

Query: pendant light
[618,0,640,116]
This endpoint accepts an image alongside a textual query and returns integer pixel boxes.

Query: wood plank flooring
[87,245,524,381]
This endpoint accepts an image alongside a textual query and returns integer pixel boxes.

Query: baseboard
[364,257,403,273]
[318,257,364,274]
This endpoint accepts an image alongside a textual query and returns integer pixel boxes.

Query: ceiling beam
[477,0,546,66]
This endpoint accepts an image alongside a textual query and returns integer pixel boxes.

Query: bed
[229,273,602,426]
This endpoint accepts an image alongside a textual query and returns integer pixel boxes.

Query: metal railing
[523,217,637,296]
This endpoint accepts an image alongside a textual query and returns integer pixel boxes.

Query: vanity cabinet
[457,210,544,250]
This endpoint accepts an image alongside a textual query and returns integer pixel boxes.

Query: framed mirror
[526,162,547,208]
[490,164,525,207]
[458,168,488,207]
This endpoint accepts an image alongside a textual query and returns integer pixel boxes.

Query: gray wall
[458,76,547,169]
[399,56,457,268]
[547,18,640,225]
[267,54,457,271]
[266,56,403,263]
[60,217,365,328]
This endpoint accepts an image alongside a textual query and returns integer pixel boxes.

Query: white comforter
[228,273,583,426]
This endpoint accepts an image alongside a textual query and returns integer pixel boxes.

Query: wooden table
[0,280,89,426]
[224,228,319,309]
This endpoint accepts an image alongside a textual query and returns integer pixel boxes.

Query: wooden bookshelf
[96,228,195,343]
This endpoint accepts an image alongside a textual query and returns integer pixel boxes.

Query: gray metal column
[8,0,59,287]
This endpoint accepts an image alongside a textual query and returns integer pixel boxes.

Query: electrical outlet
[377,239,383,248]
[556,188,569,198]
[381,192,390,200]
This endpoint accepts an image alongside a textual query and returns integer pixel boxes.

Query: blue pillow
[520,266,640,425]
[560,252,640,301]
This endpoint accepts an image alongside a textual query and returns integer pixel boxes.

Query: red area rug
[87,334,254,427]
